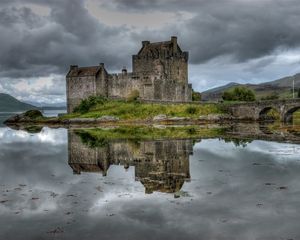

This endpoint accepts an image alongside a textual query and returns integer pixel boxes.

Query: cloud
[1,134,300,239]
[0,0,136,80]
[0,0,300,103]
[0,74,66,104]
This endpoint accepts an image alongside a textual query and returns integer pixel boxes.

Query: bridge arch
[258,106,280,122]
[283,106,300,123]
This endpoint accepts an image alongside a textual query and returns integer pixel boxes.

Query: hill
[0,93,38,112]
[201,73,300,101]
[25,101,66,110]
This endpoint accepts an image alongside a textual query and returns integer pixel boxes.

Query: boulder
[68,118,96,123]
[174,190,191,198]
[153,114,167,121]
[198,114,233,121]
[97,116,119,122]
[168,116,189,121]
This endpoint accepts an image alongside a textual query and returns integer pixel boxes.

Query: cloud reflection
[0,127,299,240]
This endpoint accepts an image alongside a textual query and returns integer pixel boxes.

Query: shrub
[76,131,108,148]
[127,90,140,102]
[265,109,280,120]
[192,90,201,101]
[185,106,198,114]
[186,127,197,135]
[222,86,256,102]
[261,93,279,100]
[73,96,107,114]
[24,110,43,119]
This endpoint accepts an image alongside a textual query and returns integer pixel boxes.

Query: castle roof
[137,36,183,56]
[67,65,105,77]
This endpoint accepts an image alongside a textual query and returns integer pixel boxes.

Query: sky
[0,0,300,105]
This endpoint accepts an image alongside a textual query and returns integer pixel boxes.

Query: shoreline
[4,121,300,145]
[3,115,257,128]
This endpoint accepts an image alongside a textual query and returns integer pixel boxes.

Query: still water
[0,115,300,239]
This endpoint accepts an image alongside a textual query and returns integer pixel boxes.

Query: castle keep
[66,36,193,113]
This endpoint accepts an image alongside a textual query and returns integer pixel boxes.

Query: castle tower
[66,37,193,113]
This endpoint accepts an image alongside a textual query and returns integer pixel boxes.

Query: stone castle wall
[66,37,193,113]
[68,131,193,193]
[67,75,97,113]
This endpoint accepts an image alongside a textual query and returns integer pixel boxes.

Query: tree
[73,96,107,113]
[127,90,140,102]
[261,92,279,100]
[298,88,300,98]
[192,90,201,101]
[222,86,256,102]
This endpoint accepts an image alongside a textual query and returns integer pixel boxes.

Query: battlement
[66,37,193,113]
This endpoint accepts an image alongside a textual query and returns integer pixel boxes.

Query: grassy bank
[75,125,226,146]
[62,99,224,120]
[294,111,300,124]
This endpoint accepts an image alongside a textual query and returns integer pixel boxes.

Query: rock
[4,110,43,124]
[153,125,167,129]
[198,114,232,121]
[153,114,167,121]
[219,114,233,120]
[199,114,222,121]
[168,116,189,121]
[278,186,288,190]
[97,116,119,122]
[69,118,96,123]
[174,190,191,198]
[61,119,70,124]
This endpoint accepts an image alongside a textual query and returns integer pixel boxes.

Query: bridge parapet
[227,98,300,122]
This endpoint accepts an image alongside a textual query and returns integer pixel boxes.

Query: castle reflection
[68,130,194,194]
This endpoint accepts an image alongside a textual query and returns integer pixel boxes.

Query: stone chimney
[142,41,150,47]
[171,36,177,53]
[70,65,78,70]
[122,66,127,75]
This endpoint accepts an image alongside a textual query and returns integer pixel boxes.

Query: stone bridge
[227,98,300,122]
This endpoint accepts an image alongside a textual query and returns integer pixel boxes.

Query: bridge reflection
[67,130,193,194]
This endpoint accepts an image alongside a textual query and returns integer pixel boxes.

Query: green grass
[294,110,300,124]
[75,126,226,146]
[62,100,224,120]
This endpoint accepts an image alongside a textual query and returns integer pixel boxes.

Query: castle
[66,36,193,113]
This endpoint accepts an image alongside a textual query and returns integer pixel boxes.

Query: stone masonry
[227,98,300,122]
[66,36,193,113]
[68,131,193,194]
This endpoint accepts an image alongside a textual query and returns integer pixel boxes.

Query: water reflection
[69,131,192,194]
[0,125,300,240]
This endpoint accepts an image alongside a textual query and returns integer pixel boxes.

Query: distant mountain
[0,93,38,112]
[201,73,300,101]
[25,101,66,110]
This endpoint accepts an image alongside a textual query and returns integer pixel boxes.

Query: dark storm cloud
[101,0,203,12]
[183,1,300,63]
[0,0,300,102]
[0,0,133,78]
[1,0,300,78]
[105,0,300,64]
